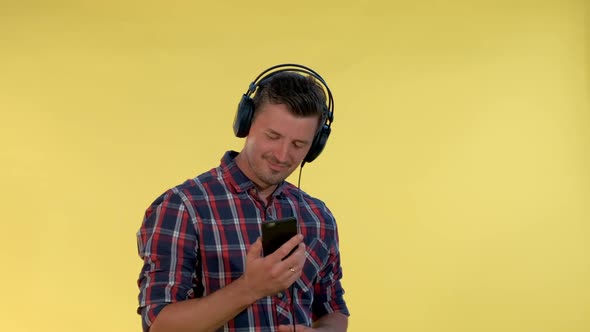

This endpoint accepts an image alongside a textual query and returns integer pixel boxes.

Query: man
[136,64,349,332]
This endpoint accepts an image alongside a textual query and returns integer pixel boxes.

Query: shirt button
[277,292,284,299]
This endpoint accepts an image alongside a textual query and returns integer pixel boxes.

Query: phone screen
[261,216,298,258]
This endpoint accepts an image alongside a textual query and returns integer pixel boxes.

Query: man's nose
[275,141,290,163]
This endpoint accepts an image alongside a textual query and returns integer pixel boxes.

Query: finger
[269,234,304,263]
[278,241,306,270]
[283,255,307,285]
[277,325,292,332]
[247,237,263,260]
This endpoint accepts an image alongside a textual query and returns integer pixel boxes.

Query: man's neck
[255,187,275,206]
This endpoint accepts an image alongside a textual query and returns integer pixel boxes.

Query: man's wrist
[233,276,260,305]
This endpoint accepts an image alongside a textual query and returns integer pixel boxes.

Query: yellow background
[1,1,589,331]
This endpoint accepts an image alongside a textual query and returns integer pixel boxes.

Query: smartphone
[261,216,298,259]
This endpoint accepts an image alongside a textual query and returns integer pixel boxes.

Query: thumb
[247,237,263,260]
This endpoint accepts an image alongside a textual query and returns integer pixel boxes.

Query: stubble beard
[252,154,294,187]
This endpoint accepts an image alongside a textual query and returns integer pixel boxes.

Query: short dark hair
[252,72,327,120]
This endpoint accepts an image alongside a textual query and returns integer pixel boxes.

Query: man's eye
[267,134,279,140]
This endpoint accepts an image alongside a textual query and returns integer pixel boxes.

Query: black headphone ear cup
[304,124,331,163]
[234,94,255,138]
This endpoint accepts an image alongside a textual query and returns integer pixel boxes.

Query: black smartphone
[261,216,298,259]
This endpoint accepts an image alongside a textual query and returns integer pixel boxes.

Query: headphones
[233,64,334,164]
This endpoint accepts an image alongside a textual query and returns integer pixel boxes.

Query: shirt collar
[220,150,287,198]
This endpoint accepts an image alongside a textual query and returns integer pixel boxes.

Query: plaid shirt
[136,151,349,332]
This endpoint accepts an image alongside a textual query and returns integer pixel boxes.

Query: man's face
[239,103,319,190]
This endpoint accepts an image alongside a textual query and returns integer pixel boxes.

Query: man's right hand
[240,234,307,301]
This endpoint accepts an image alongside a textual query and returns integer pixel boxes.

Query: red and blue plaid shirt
[136,151,349,331]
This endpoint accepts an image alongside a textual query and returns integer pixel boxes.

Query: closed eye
[293,141,306,149]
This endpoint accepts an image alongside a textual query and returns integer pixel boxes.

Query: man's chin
[264,176,286,185]
[260,171,288,186]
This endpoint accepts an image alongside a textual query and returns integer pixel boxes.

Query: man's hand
[240,234,307,301]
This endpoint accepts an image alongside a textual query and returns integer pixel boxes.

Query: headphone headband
[234,64,335,164]
[244,64,334,124]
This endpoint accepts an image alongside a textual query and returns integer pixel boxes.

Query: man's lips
[267,159,289,171]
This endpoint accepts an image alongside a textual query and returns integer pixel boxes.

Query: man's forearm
[313,312,349,332]
[150,277,257,332]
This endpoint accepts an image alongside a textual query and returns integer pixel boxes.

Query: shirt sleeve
[312,223,350,320]
[136,190,200,331]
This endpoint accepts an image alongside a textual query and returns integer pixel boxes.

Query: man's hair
[252,72,327,120]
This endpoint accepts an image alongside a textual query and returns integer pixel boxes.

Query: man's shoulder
[149,166,223,206]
